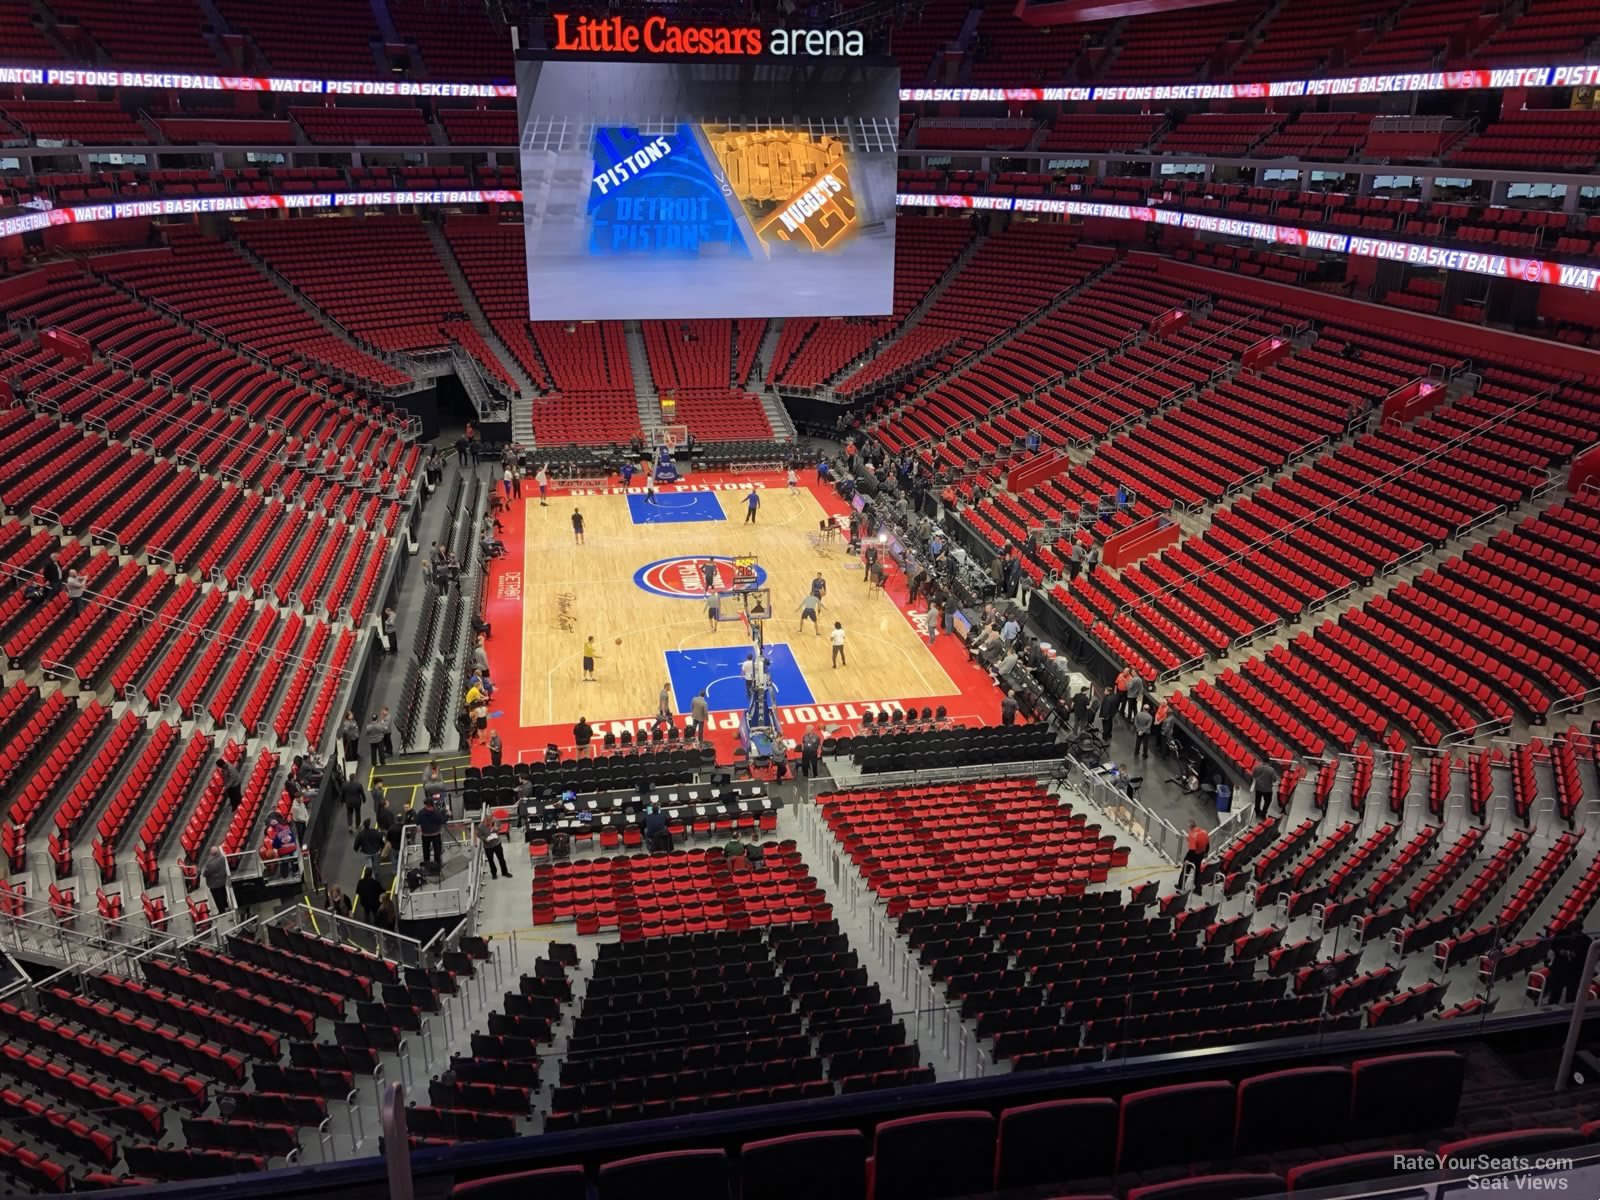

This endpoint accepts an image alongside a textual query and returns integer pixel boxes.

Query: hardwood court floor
[509,479,957,728]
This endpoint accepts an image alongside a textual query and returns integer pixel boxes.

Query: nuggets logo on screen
[634,557,768,598]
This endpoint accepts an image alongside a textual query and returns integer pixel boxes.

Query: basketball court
[477,468,1006,763]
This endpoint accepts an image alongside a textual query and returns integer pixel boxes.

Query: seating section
[388,0,510,81]
[94,226,414,391]
[1449,109,1600,171]
[767,216,974,391]
[45,0,220,68]
[819,780,1132,913]
[289,105,434,145]
[1459,0,1595,66]
[838,224,1089,403]
[1098,0,1268,82]
[235,215,460,354]
[1041,114,1164,154]
[914,120,1037,151]
[1155,114,1285,158]
[1226,0,1390,79]
[0,101,147,144]
[531,842,830,931]
[1347,0,1485,68]
[214,0,381,77]
[639,321,775,442]
[439,108,518,145]
[546,923,922,1131]
[1174,487,1600,780]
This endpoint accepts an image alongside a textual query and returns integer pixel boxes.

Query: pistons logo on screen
[634,556,767,598]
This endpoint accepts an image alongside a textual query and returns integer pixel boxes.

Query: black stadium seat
[739,1131,867,1200]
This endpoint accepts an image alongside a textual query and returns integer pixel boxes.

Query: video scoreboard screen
[517,17,898,321]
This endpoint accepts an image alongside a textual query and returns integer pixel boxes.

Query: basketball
[614,637,622,646]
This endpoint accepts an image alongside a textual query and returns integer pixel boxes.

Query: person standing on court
[799,591,821,636]
[536,464,549,506]
[700,559,718,590]
[658,682,673,722]
[571,507,585,545]
[582,635,599,681]
[690,691,709,741]
[830,621,847,668]
[811,573,827,609]
[744,489,760,524]
[705,586,720,632]
[573,716,594,757]
[488,727,503,767]
[1181,821,1209,895]
[800,725,822,777]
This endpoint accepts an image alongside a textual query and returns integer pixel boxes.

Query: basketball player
[705,586,720,632]
[571,508,585,545]
[830,621,847,668]
[744,490,760,524]
[799,591,821,636]
[811,573,827,609]
[582,635,598,680]
[699,559,717,590]
[657,683,672,721]
[646,478,658,505]
[536,464,549,506]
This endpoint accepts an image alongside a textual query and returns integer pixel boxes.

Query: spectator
[364,713,386,767]
[382,608,397,652]
[1000,693,1019,725]
[422,761,448,807]
[218,756,243,811]
[1001,613,1020,644]
[573,716,594,758]
[487,727,503,767]
[800,724,822,777]
[643,804,670,852]
[1545,926,1592,1005]
[1098,685,1120,740]
[472,635,490,675]
[1071,686,1092,732]
[290,792,309,845]
[417,796,447,870]
[343,772,365,832]
[378,707,394,760]
[42,555,63,596]
[354,867,382,925]
[830,621,847,668]
[64,569,86,616]
[375,893,397,930]
[1133,704,1154,759]
[478,810,511,880]
[1252,759,1281,819]
[353,820,384,876]
[322,883,352,917]
[1123,670,1145,720]
[373,790,395,854]
[1180,821,1209,895]
[202,846,231,917]
[339,710,360,762]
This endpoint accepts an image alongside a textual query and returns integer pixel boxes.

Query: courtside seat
[1128,1174,1285,1200]
[598,1149,729,1200]
[740,1130,867,1200]
[995,1098,1118,1190]
[868,1111,995,1200]
[450,1165,588,1199]
[1117,1082,1236,1172]
[1235,1066,1352,1154]
[1351,1051,1465,1136]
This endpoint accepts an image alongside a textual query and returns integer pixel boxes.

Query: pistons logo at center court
[633,556,768,599]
